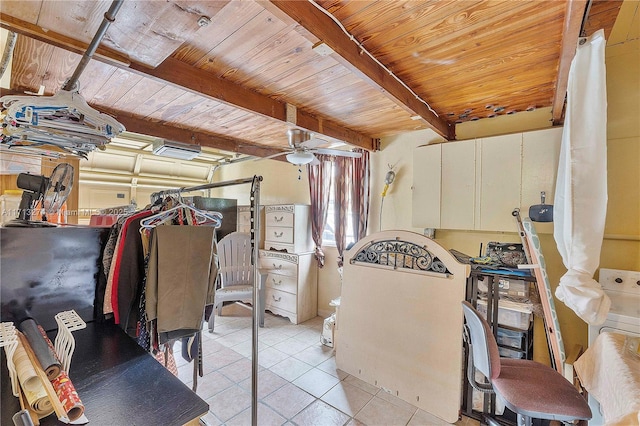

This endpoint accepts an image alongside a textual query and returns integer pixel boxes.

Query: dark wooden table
[1,322,208,426]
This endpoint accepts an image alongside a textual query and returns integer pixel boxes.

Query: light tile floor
[174,303,480,426]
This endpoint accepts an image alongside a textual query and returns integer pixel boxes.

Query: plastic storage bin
[498,346,526,359]
[476,298,532,330]
[478,277,529,298]
[497,327,526,349]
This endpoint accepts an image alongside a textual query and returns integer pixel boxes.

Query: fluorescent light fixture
[286,151,315,165]
[152,140,201,160]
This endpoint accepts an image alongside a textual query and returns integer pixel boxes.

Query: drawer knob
[272,263,282,270]
[274,231,283,238]
[272,295,282,302]
[274,216,284,222]
[272,278,282,285]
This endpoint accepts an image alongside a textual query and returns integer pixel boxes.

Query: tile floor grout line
[174,303,478,426]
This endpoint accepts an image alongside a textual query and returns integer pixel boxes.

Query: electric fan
[6,163,74,227]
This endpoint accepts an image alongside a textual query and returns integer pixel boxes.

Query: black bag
[485,242,527,267]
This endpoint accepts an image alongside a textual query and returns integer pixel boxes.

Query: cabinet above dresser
[263,204,313,252]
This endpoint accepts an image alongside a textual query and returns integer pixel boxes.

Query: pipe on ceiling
[62,0,124,91]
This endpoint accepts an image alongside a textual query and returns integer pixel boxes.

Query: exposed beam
[551,0,589,125]
[0,12,130,67]
[0,12,376,151]
[108,112,287,160]
[265,0,454,140]
[129,58,286,125]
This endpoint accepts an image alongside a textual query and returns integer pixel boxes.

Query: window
[321,161,356,247]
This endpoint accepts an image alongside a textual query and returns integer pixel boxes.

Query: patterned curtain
[333,156,352,267]
[351,148,370,241]
[307,154,333,267]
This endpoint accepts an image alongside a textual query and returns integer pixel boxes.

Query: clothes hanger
[1,89,125,139]
[139,198,223,231]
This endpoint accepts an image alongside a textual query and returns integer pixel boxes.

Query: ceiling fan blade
[312,148,362,158]
[309,155,321,166]
[300,137,326,149]
[255,151,289,161]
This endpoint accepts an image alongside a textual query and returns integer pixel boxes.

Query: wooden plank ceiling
[0,0,622,158]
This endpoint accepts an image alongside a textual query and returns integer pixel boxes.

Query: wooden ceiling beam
[1,13,376,152]
[107,112,286,160]
[551,0,589,125]
[265,0,454,140]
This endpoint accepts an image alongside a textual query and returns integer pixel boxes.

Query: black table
[1,322,208,426]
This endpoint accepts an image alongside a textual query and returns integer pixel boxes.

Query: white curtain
[554,29,610,325]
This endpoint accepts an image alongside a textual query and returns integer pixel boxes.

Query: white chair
[208,232,264,332]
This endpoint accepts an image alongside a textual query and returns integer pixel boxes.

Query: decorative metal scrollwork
[351,239,451,275]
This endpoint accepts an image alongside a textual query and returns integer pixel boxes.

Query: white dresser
[259,204,317,324]
[236,205,264,243]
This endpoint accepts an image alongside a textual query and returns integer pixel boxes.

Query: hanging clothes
[114,211,153,335]
[145,225,218,344]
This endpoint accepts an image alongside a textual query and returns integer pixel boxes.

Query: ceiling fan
[263,129,362,165]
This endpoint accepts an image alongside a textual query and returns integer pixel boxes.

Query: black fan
[8,163,74,226]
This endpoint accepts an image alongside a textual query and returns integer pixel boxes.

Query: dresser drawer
[237,209,252,226]
[265,288,297,313]
[266,226,294,244]
[263,241,294,253]
[265,273,297,294]
[259,250,298,277]
[265,210,294,228]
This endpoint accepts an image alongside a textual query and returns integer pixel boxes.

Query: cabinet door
[412,144,441,228]
[478,134,522,231]
[441,140,476,229]
[521,127,562,234]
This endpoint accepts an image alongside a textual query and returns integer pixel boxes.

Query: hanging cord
[379,163,397,231]
[307,0,440,118]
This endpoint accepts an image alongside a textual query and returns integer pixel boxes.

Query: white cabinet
[237,205,264,244]
[478,133,522,231]
[412,144,441,228]
[237,205,252,233]
[258,250,317,324]
[442,139,476,230]
[411,127,562,232]
[259,204,317,324]
[263,204,313,252]
[521,128,562,235]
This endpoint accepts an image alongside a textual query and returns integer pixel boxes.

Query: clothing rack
[152,176,263,426]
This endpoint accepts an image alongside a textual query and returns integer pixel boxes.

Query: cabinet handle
[272,263,282,270]
[274,216,284,222]
[272,295,282,302]
[272,278,282,285]
[273,231,283,238]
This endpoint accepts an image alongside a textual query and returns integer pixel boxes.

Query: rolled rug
[36,324,86,422]
[13,338,55,418]
[18,318,61,380]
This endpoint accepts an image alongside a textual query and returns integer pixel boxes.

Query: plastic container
[476,298,532,330]
[497,327,526,349]
[498,346,526,359]
[478,277,529,298]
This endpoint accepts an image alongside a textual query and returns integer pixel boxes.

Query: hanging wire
[307,0,440,118]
